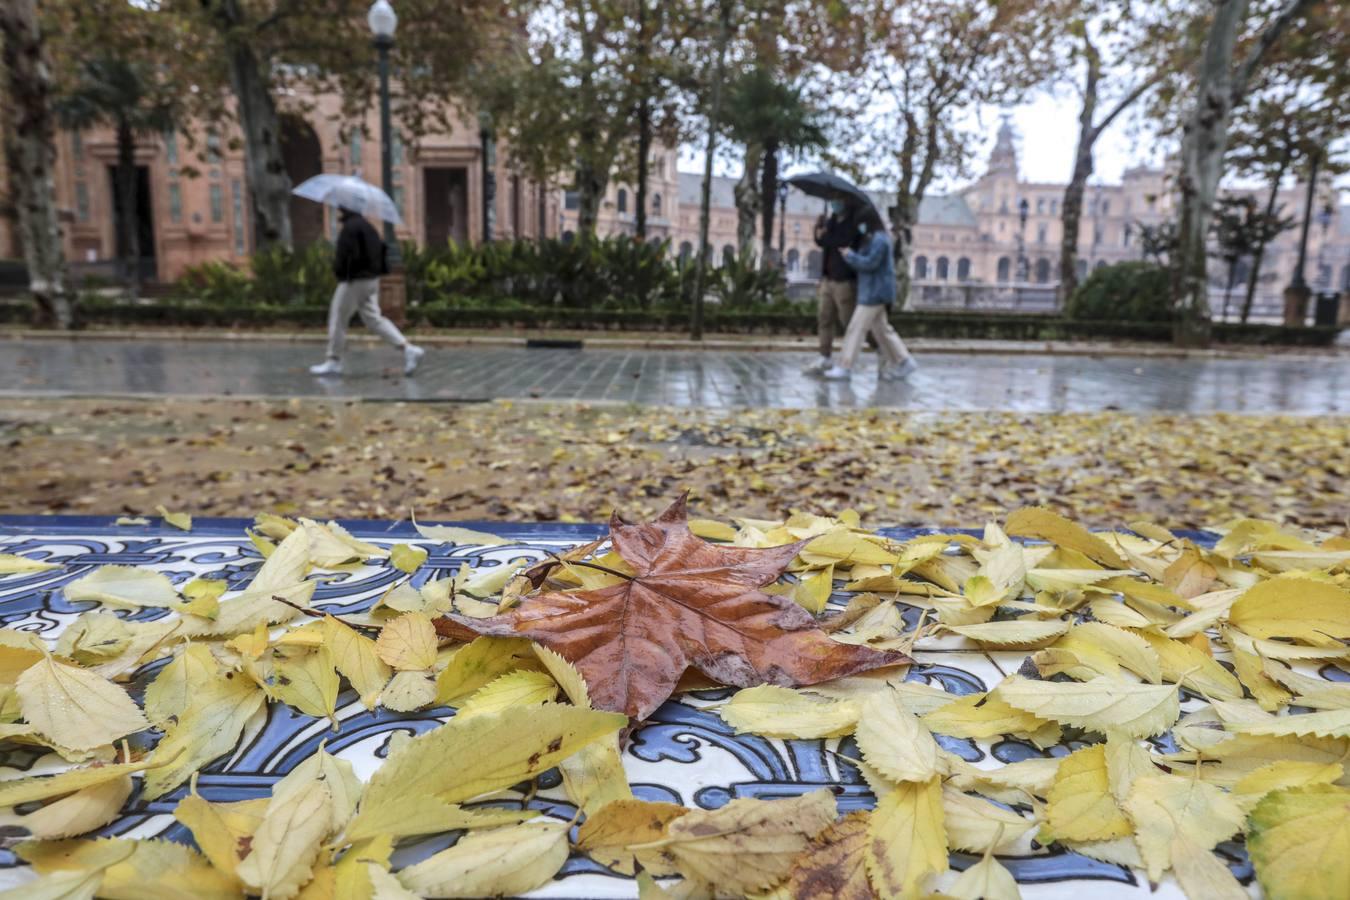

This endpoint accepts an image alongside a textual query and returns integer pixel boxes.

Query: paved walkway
[2,337,1347,412]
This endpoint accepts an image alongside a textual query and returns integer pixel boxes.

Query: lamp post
[368,0,399,268]
[777,180,787,267]
[479,109,496,243]
[1316,201,1333,290]
[1016,197,1028,307]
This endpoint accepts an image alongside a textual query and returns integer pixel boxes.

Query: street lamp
[777,180,788,267]
[1016,197,1029,307]
[368,0,399,268]
[1316,201,1333,290]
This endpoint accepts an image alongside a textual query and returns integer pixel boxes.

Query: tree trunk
[1242,158,1286,323]
[691,0,732,341]
[633,0,649,240]
[759,141,779,269]
[1059,149,1093,306]
[114,118,141,299]
[1172,0,1309,345]
[733,143,761,261]
[216,0,291,250]
[0,0,73,328]
[575,157,607,238]
[890,195,918,310]
[1222,257,1238,321]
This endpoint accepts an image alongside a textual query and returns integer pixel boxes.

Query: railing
[907,281,1060,313]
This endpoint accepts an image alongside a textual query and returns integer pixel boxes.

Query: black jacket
[814,210,862,282]
[333,213,388,282]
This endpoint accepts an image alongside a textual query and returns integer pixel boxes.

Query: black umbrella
[785,171,880,218]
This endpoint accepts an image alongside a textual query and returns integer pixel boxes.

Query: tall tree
[1055,3,1182,302]
[1209,194,1290,321]
[0,0,73,327]
[56,57,179,297]
[1170,0,1315,345]
[690,0,733,341]
[847,0,1054,306]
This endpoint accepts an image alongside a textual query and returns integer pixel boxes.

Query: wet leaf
[396,820,569,898]
[236,780,333,900]
[16,655,148,750]
[720,685,859,739]
[855,688,943,784]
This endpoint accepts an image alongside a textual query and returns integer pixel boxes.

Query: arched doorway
[281,116,324,247]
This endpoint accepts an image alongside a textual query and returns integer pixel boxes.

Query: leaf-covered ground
[0,397,1345,528]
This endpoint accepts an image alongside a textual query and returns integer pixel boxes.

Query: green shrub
[175,243,335,307]
[1065,261,1174,322]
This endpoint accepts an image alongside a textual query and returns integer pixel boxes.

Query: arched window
[1102,199,1110,215]
[1035,258,1051,283]
[1051,199,1059,215]
[1094,259,1107,271]
[1037,224,1048,244]
[652,193,662,215]
[1341,263,1350,290]
[957,257,971,281]
[678,241,693,262]
[997,257,1011,282]
[617,189,628,213]
[787,248,800,271]
[1123,224,1132,246]
[936,256,949,280]
[1076,259,1089,279]
[722,244,735,265]
[914,255,929,279]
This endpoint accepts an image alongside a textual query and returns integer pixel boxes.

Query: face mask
[830,200,844,215]
[858,223,868,235]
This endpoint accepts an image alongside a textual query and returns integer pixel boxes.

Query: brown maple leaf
[434,496,909,721]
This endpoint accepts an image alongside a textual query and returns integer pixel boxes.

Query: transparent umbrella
[291,174,402,226]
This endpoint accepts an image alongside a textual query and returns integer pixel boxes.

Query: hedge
[0,298,1336,346]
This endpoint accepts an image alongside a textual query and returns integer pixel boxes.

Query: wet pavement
[2,337,1347,413]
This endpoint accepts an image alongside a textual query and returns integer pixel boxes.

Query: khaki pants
[839,304,912,371]
[326,278,407,360]
[817,279,857,358]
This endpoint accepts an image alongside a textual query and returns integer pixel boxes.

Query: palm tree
[723,68,826,268]
[56,56,178,296]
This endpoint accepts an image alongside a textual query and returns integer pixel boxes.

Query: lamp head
[368,0,397,39]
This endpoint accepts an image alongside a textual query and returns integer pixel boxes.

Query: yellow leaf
[155,505,192,532]
[720,685,859,739]
[0,756,161,807]
[179,578,225,618]
[575,798,689,876]
[0,775,131,839]
[560,734,632,817]
[54,612,132,664]
[323,617,390,709]
[1135,631,1243,700]
[922,691,1061,748]
[22,836,239,900]
[1233,709,1350,740]
[389,544,427,574]
[273,743,362,839]
[187,580,317,639]
[1103,731,1158,803]
[996,675,1179,738]
[173,792,268,882]
[141,672,266,800]
[652,789,837,894]
[945,756,1061,806]
[375,612,438,671]
[1232,760,1344,808]
[434,636,539,705]
[271,646,340,721]
[463,558,529,598]
[1169,834,1248,900]
[943,618,1069,648]
[1124,774,1245,882]
[253,513,298,540]
[793,566,834,614]
[455,669,558,720]
[1162,546,1218,599]
[855,689,942,784]
[412,521,510,546]
[1214,518,1317,557]
[802,528,898,567]
[251,527,311,593]
[1229,647,1292,711]
[689,518,737,541]
[1248,784,1350,900]
[1053,622,1162,683]
[62,566,179,609]
[237,780,334,900]
[1005,507,1126,568]
[941,785,1033,853]
[396,820,570,898]
[0,553,60,575]
[1228,578,1350,647]
[864,777,947,899]
[949,846,1021,900]
[16,655,148,751]
[347,703,624,842]
[533,643,590,707]
[1044,745,1131,842]
[379,670,437,712]
[1166,733,1350,788]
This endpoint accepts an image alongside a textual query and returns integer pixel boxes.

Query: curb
[0,327,1344,360]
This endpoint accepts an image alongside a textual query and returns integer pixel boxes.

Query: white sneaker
[822,365,852,380]
[309,359,343,376]
[802,355,832,375]
[880,358,923,380]
[403,344,425,375]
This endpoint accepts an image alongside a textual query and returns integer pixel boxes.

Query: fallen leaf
[864,776,947,899]
[236,780,333,900]
[996,676,1179,738]
[323,616,390,709]
[1043,744,1131,842]
[1122,774,1246,881]
[949,844,1021,900]
[855,688,943,784]
[434,636,539,705]
[270,646,340,721]
[141,671,266,800]
[375,612,438,671]
[576,798,689,876]
[16,654,148,750]
[155,505,192,532]
[1247,784,1350,900]
[173,792,268,882]
[720,685,859,739]
[389,544,427,574]
[0,554,60,575]
[436,497,907,721]
[396,819,569,898]
[1005,507,1126,568]
[380,670,438,712]
[784,810,872,900]
[412,521,511,546]
[0,775,132,839]
[62,566,179,610]
[1228,579,1350,648]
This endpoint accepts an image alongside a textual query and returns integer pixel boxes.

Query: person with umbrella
[822,206,918,382]
[786,172,872,375]
[295,175,424,377]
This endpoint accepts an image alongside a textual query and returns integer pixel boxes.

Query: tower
[987,114,1019,179]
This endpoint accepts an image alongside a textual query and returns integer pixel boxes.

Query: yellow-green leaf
[389,544,427,574]
[864,777,947,899]
[996,676,1179,738]
[396,820,569,898]
[375,612,438,671]
[1248,784,1350,900]
[720,685,859,739]
[16,655,148,751]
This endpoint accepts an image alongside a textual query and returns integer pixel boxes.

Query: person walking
[822,209,918,381]
[309,206,423,377]
[803,199,862,374]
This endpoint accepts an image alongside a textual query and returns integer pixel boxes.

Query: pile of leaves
[0,501,1347,899]
[2,397,1347,528]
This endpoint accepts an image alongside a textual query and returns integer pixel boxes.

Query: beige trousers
[326,278,407,360]
[816,279,857,358]
[838,304,912,371]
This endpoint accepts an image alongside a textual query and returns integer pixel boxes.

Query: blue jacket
[842,230,896,306]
